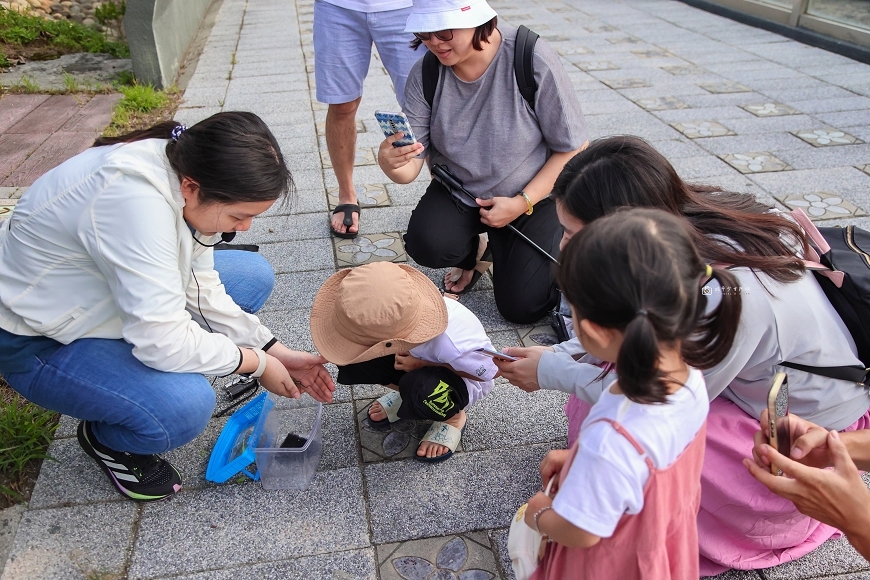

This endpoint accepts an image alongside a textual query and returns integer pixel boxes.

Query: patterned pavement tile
[699,81,751,94]
[556,46,592,56]
[742,102,801,117]
[720,152,791,174]
[584,23,618,33]
[518,325,560,348]
[671,120,734,138]
[607,36,644,45]
[376,533,498,580]
[774,192,866,220]
[792,128,863,147]
[333,232,407,267]
[633,96,690,110]
[602,77,650,89]
[661,64,707,75]
[542,34,571,42]
[355,398,434,463]
[574,60,619,71]
[321,147,377,168]
[632,49,675,59]
[327,184,390,209]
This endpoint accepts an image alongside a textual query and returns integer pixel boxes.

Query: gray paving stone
[376,532,499,580]
[790,97,870,114]
[763,537,870,579]
[748,167,870,212]
[258,238,335,274]
[702,569,763,579]
[692,133,811,155]
[259,271,334,319]
[464,384,568,451]
[773,145,870,171]
[1,502,136,580]
[166,548,377,580]
[0,505,24,580]
[488,528,515,580]
[365,443,558,544]
[670,155,735,179]
[236,213,330,244]
[28,438,123,509]
[128,467,369,579]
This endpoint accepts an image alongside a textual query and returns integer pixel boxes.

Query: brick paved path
[3,0,870,578]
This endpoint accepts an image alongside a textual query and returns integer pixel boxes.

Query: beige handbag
[508,479,554,580]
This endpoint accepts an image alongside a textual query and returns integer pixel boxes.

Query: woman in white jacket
[0,112,335,502]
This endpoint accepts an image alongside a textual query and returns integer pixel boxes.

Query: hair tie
[636,309,648,317]
[705,264,713,277]
[171,124,188,142]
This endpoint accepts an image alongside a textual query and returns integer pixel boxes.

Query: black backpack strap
[422,50,440,110]
[780,361,870,386]
[514,24,539,111]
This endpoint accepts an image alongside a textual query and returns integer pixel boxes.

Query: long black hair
[558,208,742,404]
[94,112,294,207]
[552,136,809,283]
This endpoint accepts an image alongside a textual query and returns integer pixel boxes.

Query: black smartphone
[549,310,570,343]
[767,371,790,475]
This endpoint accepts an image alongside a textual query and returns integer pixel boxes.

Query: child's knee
[397,367,469,421]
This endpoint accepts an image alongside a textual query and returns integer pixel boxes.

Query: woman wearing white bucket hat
[377,0,589,325]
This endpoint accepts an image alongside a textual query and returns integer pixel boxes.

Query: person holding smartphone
[377,0,588,324]
[746,411,870,561]
[493,136,870,575]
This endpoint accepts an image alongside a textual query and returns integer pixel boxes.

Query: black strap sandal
[331,204,361,239]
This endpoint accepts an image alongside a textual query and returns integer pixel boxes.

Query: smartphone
[549,310,570,343]
[767,371,791,475]
[475,347,518,362]
[374,110,417,147]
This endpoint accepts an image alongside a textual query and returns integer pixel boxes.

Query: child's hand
[524,491,553,530]
[395,352,427,372]
[540,449,572,493]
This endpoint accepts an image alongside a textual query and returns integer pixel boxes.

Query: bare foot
[331,205,359,236]
[417,410,466,459]
[443,268,474,294]
[368,400,387,422]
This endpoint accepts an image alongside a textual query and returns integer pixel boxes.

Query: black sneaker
[77,420,182,502]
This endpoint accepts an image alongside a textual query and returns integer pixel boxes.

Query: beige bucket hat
[310,262,448,366]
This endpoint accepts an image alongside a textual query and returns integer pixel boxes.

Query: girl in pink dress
[522,208,742,580]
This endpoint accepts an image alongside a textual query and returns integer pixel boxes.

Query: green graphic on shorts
[423,380,454,418]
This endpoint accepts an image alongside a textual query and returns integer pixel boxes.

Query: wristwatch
[519,191,534,215]
[246,348,268,379]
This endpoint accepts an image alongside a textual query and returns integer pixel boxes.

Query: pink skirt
[563,393,870,575]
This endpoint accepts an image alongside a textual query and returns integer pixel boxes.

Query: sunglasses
[413,29,454,42]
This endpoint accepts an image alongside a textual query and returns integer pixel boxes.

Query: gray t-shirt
[403,25,588,205]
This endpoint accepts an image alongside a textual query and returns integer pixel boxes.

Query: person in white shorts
[314,0,421,239]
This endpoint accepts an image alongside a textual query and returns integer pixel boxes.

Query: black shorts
[337,355,469,421]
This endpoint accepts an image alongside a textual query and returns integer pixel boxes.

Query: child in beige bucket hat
[310,261,499,462]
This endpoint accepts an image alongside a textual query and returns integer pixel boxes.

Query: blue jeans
[0,250,275,454]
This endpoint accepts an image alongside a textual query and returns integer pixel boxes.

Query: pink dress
[565,396,870,575]
[531,418,707,580]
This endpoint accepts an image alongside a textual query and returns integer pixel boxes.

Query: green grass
[118,83,168,113]
[0,5,129,59]
[0,383,59,503]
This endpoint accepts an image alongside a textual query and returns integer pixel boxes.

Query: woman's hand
[395,352,427,372]
[378,133,424,171]
[258,354,301,399]
[539,448,571,493]
[267,345,335,403]
[744,430,870,542]
[476,195,528,228]
[753,410,833,469]
[494,346,553,392]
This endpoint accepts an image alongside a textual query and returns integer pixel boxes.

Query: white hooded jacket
[0,139,273,376]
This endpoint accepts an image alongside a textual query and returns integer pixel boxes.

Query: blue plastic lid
[205,392,274,483]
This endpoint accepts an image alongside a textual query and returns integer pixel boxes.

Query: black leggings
[403,180,561,324]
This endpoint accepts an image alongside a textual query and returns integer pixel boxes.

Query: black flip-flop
[442,245,492,296]
[331,204,360,239]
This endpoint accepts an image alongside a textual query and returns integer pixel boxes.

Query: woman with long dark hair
[496,135,870,574]
[0,113,335,502]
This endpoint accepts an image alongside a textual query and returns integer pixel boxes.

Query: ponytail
[617,313,670,404]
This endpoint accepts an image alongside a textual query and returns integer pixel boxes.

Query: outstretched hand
[744,429,870,535]
[494,346,552,392]
[267,346,335,403]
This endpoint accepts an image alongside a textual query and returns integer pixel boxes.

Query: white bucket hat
[404,0,498,33]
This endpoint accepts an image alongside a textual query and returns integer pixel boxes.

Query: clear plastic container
[252,393,323,490]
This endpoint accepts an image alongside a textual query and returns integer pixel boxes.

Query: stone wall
[0,1,122,40]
